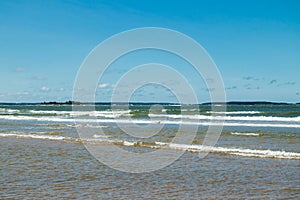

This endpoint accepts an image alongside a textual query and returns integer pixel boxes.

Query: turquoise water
[0,103,299,198]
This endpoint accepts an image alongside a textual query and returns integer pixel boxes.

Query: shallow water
[1,137,299,199]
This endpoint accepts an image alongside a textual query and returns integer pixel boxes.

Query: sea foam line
[25,110,130,118]
[2,109,299,122]
[231,132,260,136]
[156,142,300,160]
[0,133,71,141]
[0,133,299,160]
[0,115,300,128]
[0,132,114,143]
[149,114,300,122]
[207,111,261,114]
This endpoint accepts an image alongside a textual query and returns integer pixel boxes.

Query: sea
[0,102,299,199]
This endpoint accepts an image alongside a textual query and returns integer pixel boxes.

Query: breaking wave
[1,133,299,160]
[0,114,299,128]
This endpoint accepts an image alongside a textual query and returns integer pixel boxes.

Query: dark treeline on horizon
[0,101,299,105]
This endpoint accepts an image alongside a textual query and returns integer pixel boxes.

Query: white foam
[155,141,168,146]
[70,110,131,118]
[0,132,116,144]
[81,137,117,143]
[207,111,261,114]
[29,110,70,114]
[0,108,298,124]
[149,113,300,122]
[93,134,111,139]
[75,124,108,128]
[0,115,300,128]
[231,132,260,136]
[34,110,131,117]
[0,108,20,114]
[0,133,70,140]
[1,132,299,159]
[157,142,300,159]
[0,115,76,122]
[215,122,300,128]
[1,109,131,118]
[123,141,137,146]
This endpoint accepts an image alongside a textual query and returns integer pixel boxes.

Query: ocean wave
[149,114,300,122]
[1,108,299,123]
[0,132,71,141]
[156,142,300,160]
[0,132,114,143]
[92,134,112,139]
[2,109,131,118]
[29,110,132,118]
[29,110,70,115]
[123,141,138,146]
[1,132,298,160]
[0,115,299,128]
[207,111,261,115]
[230,132,260,136]
[0,108,20,114]
[70,110,131,118]
[32,131,64,135]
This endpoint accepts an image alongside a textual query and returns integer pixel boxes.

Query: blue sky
[0,0,299,103]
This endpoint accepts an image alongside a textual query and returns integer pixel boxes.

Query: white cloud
[40,86,50,92]
[32,76,46,80]
[98,83,110,89]
[14,67,25,72]
[57,87,65,92]
[16,92,30,95]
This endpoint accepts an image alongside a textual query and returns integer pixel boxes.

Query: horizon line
[0,100,299,105]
